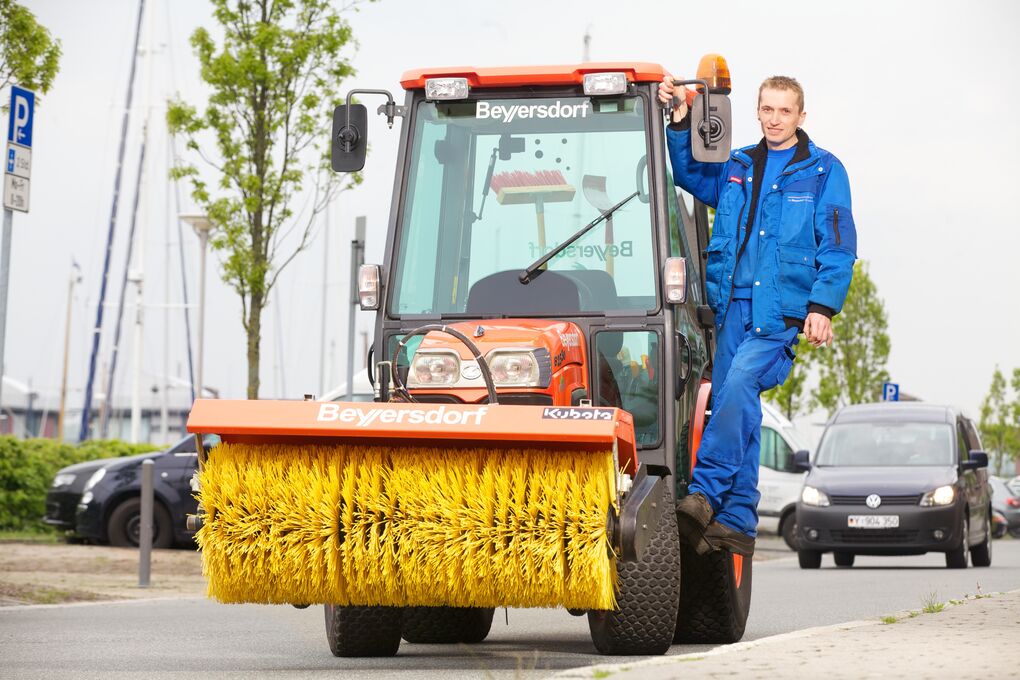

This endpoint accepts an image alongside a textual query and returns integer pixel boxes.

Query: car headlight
[52,473,76,488]
[487,350,540,387]
[801,485,830,507]
[79,491,94,506]
[920,485,955,506]
[82,467,107,492]
[407,351,460,387]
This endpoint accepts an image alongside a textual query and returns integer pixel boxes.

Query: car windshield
[815,422,955,467]
[390,94,656,317]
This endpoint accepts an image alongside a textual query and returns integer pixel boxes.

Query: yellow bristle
[196,442,618,610]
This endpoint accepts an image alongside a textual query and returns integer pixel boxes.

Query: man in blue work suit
[659,75,857,556]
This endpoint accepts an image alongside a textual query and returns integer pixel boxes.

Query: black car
[44,435,216,548]
[794,403,992,569]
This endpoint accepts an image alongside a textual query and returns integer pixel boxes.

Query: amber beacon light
[696,53,732,94]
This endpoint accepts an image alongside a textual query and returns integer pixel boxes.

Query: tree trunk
[246,290,264,399]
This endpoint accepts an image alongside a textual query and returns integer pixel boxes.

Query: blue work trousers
[689,298,799,536]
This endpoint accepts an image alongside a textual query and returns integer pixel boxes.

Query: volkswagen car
[794,403,992,569]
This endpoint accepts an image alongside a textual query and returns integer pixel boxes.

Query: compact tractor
[187,57,751,657]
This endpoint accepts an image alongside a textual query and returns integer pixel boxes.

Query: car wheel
[1009,527,1020,539]
[107,497,174,549]
[833,551,855,568]
[797,550,821,569]
[780,513,799,551]
[970,514,992,568]
[945,515,969,569]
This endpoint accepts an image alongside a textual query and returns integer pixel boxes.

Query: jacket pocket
[777,244,816,316]
[703,235,732,312]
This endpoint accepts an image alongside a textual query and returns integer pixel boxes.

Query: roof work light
[425,78,470,100]
[583,72,628,96]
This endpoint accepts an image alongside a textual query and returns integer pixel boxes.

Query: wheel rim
[125,511,159,546]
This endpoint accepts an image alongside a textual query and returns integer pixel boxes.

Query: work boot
[675,492,714,554]
[700,520,755,557]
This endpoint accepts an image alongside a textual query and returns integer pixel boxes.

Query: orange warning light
[696,54,731,94]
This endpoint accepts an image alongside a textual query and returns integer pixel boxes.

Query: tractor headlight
[801,485,830,507]
[408,351,460,387]
[487,350,540,387]
[920,485,955,507]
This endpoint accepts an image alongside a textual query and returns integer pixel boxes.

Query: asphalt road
[3,539,1020,680]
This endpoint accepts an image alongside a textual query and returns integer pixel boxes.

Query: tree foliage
[167,0,365,398]
[812,260,891,414]
[0,0,61,96]
[979,366,1020,475]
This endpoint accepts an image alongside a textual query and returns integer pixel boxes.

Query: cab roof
[400,62,667,90]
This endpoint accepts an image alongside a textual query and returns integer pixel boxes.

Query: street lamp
[58,261,83,441]
[180,214,213,401]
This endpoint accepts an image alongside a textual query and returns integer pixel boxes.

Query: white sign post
[0,85,35,414]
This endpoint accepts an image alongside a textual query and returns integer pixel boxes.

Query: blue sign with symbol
[6,148,13,172]
[882,382,899,402]
[7,86,35,148]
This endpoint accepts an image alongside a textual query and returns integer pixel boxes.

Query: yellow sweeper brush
[187,399,664,613]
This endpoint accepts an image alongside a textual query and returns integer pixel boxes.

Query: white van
[757,401,810,549]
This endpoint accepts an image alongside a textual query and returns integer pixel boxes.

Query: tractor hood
[407,320,588,399]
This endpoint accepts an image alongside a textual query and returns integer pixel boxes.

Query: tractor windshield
[390,94,656,317]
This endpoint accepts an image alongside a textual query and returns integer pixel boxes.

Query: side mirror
[690,93,732,163]
[332,104,368,172]
[962,451,989,471]
[792,449,812,473]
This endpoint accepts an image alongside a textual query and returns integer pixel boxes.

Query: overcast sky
[9,0,1020,437]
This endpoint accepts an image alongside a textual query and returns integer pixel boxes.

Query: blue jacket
[666,124,857,336]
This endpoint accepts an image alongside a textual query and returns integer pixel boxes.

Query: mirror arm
[671,79,712,146]
[340,89,407,151]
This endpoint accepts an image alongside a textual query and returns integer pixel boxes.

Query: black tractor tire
[833,551,855,568]
[324,604,403,657]
[673,544,753,644]
[107,497,174,549]
[402,606,495,644]
[780,512,799,551]
[970,514,993,568]
[798,550,822,569]
[587,499,681,655]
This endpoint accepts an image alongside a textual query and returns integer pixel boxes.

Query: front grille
[830,529,920,544]
[829,494,921,506]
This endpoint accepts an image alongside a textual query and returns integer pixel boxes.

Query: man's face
[757,88,806,149]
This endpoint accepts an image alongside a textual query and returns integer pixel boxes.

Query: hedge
[0,436,160,532]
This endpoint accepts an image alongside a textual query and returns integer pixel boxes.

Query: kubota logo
[476,100,590,123]
[317,403,490,427]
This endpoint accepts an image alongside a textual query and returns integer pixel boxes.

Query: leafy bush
[0,436,159,532]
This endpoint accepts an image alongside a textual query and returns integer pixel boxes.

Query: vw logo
[865,494,882,509]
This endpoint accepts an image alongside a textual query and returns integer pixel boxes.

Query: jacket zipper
[833,208,842,246]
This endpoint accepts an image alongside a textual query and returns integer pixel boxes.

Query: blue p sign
[882,382,899,402]
[7,86,34,148]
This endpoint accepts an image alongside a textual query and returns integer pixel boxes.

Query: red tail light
[1006,497,1020,508]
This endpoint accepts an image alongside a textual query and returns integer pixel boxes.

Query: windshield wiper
[519,190,639,284]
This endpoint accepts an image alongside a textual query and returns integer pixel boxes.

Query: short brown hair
[758,76,804,112]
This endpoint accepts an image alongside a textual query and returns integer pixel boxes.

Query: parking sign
[7,86,34,148]
[882,382,899,402]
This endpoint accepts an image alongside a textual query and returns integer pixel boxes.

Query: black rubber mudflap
[587,499,681,655]
[324,605,403,657]
[673,544,752,644]
[402,606,495,644]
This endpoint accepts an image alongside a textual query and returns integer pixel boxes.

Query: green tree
[812,260,891,414]
[167,0,365,398]
[765,341,816,420]
[979,366,1020,474]
[0,0,61,95]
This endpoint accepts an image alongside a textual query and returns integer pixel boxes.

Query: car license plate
[848,515,899,529]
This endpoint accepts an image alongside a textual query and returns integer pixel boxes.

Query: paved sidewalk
[555,589,1020,679]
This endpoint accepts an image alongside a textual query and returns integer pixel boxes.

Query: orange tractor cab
[188,58,749,658]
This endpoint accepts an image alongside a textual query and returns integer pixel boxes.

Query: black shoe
[675,493,714,553]
[700,520,755,557]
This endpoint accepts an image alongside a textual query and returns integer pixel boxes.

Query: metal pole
[318,202,329,396]
[195,230,207,400]
[58,266,77,441]
[138,459,153,587]
[345,217,366,399]
[0,208,14,416]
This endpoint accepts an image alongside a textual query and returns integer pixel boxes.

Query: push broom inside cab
[187,56,749,657]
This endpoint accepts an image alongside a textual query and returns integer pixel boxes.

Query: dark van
[794,403,992,569]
